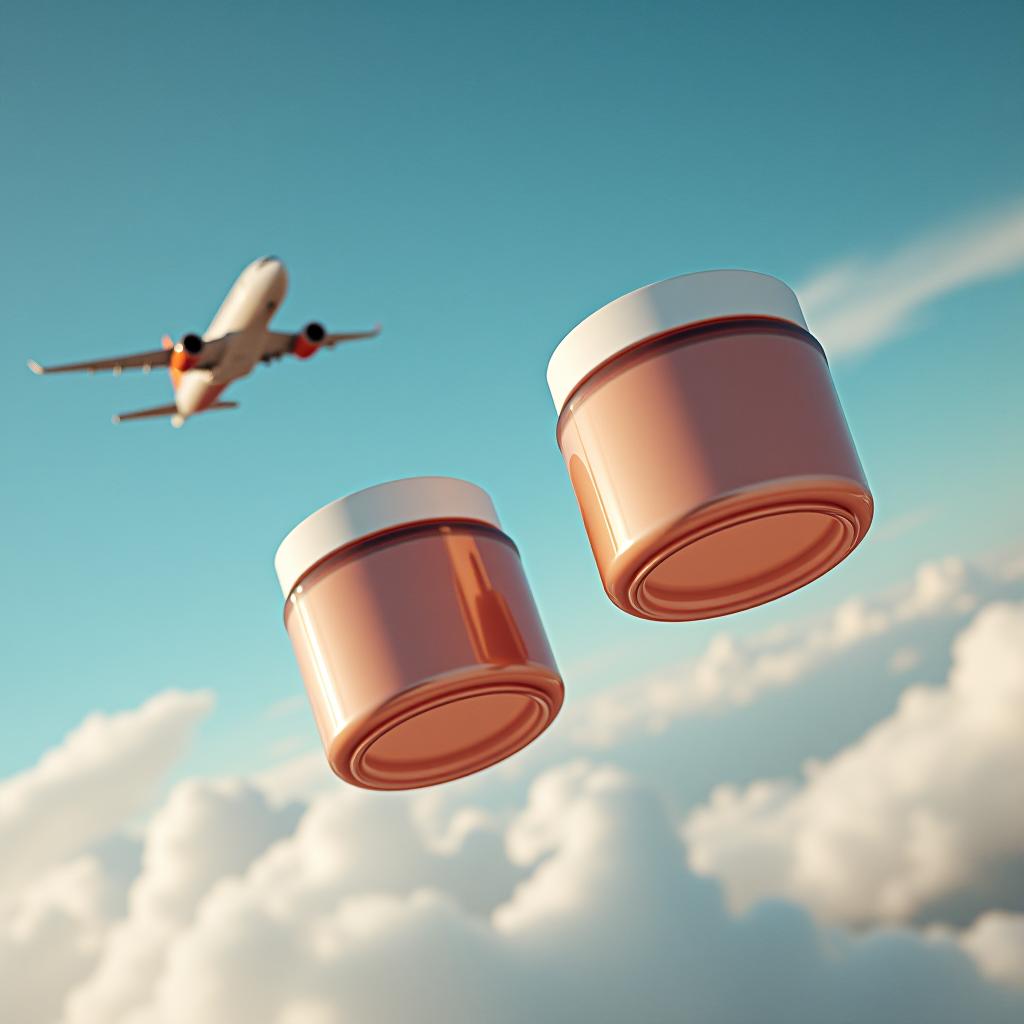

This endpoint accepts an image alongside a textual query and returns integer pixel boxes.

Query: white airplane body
[28,257,380,426]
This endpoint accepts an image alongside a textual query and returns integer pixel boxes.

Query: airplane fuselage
[29,256,379,426]
[173,257,290,422]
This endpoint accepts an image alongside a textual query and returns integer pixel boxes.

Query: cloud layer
[5,554,1024,1020]
[568,554,1000,749]
[685,602,1024,928]
[67,763,1024,1024]
[63,779,303,1024]
[1,683,1021,1023]
[0,690,213,1024]
[0,689,213,894]
[953,913,1024,991]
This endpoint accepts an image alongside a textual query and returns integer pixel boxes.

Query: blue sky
[1,0,1022,780]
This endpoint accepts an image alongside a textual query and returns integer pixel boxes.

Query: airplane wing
[260,325,381,363]
[27,348,173,376]
[28,336,228,376]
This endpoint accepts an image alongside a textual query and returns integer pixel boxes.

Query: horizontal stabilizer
[113,400,238,425]
[112,403,180,423]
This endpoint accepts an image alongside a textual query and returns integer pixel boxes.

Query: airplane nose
[260,257,288,293]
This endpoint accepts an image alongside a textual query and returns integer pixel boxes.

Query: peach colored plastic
[284,523,563,790]
[557,320,873,620]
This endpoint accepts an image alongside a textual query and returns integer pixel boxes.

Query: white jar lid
[274,477,503,598]
[547,270,808,415]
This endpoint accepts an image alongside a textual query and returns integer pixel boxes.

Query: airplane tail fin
[112,401,238,425]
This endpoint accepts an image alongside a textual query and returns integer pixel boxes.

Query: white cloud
[0,856,128,1024]
[252,750,336,807]
[954,913,1024,990]
[61,777,522,1024]
[63,778,302,1024]
[0,689,213,897]
[569,555,987,748]
[0,680,1020,1022]
[112,764,1024,1023]
[6,550,1024,1022]
[800,198,1024,357]
[684,602,1024,929]
[0,689,212,1024]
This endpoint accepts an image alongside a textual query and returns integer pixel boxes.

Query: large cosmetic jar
[548,270,873,621]
[275,477,563,789]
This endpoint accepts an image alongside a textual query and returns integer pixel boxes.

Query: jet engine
[293,322,326,359]
[170,333,204,371]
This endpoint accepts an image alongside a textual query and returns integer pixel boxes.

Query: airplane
[27,256,380,426]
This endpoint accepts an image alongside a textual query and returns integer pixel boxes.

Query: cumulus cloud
[684,602,1024,931]
[953,913,1024,990]
[0,683,1021,1022]
[0,689,213,895]
[0,856,128,1024]
[800,198,1024,357]
[59,771,523,1024]
[63,779,303,1024]
[0,690,212,1024]
[253,751,333,807]
[106,764,1024,1023]
[7,556,1024,1021]
[570,554,995,748]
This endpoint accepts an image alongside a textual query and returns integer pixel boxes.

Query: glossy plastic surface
[284,523,563,789]
[557,320,873,620]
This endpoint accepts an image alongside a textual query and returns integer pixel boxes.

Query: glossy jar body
[556,319,873,620]
[283,521,563,789]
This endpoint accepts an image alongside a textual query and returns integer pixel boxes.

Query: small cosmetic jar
[274,477,563,789]
[548,270,873,621]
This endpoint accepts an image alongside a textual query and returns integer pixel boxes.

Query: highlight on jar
[548,270,873,622]
[274,477,564,790]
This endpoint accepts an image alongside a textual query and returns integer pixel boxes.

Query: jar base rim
[329,668,563,790]
[627,483,872,621]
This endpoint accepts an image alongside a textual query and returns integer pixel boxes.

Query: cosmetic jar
[275,477,563,788]
[548,270,872,620]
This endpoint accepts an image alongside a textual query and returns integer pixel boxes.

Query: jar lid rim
[547,270,808,415]
[274,477,502,598]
